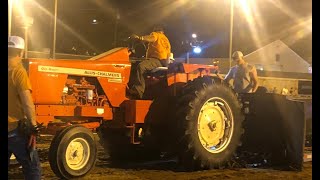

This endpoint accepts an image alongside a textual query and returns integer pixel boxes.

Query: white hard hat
[232,51,243,59]
[8,36,25,50]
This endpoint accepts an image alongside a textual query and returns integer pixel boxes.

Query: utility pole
[53,0,58,59]
[20,16,33,59]
[113,9,120,48]
[229,0,234,69]
[9,0,13,36]
[24,27,28,58]
[186,52,190,64]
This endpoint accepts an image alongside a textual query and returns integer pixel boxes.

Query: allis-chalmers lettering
[84,70,121,78]
[38,65,121,78]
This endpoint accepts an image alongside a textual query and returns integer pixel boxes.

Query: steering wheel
[126,36,147,58]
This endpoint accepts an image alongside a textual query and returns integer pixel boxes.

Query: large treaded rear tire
[97,126,160,163]
[97,127,137,162]
[49,125,97,179]
[176,77,245,171]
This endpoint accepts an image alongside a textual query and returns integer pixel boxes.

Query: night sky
[12,0,311,60]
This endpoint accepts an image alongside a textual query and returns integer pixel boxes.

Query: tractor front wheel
[49,125,97,179]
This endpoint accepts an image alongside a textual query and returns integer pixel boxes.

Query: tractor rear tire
[142,96,177,154]
[176,78,244,170]
[49,125,97,179]
[98,127,135,162]
[97,127,159,163]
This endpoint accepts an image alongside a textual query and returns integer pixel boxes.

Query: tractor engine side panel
[98,78,129,107]
[28,59,131,107]
[29,63,67,104]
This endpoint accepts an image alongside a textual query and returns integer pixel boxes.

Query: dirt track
[9,135,312,180]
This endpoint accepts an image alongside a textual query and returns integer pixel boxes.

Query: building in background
[244,40,311,73]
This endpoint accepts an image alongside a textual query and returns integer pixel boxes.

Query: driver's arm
[140,33,157,43]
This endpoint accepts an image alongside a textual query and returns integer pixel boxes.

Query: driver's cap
[8,36,25,50]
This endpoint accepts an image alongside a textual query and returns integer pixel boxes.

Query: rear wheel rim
[197,97,234,154]
[65,137,90,170]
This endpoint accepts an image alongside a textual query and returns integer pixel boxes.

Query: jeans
[8,129,42,180]
[132,58,167,98]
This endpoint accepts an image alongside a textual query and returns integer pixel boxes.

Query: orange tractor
[26,46,307,179]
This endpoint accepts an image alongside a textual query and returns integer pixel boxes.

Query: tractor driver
[128,24,172,99]
[224,51,259,93]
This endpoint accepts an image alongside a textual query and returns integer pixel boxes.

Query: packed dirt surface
[9,135,312,180]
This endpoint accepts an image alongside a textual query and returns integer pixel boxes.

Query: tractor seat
[146,67,168,80]
[151,67,168,73]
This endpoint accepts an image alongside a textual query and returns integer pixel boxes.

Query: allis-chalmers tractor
[26,46,306,179]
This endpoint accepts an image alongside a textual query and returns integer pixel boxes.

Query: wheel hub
[66,138,90,170]
[197,97,234,153]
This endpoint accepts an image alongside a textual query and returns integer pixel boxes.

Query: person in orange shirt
[128,24,171,99]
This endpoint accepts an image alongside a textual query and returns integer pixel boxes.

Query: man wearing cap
[224,51,258,93]
[8,36,42,179]
[128,24,172,99]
